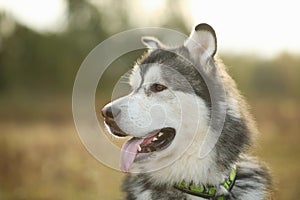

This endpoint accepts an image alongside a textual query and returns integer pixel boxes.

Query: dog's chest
[123,175,208,200]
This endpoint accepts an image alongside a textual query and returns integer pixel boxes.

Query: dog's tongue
[120,137,144,173]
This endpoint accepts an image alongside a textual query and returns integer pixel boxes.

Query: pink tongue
[120,137,144,173]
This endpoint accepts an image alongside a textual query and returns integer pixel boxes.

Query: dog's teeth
[152,137,158,141]
[158,132,163,137]
[137,145,142,152]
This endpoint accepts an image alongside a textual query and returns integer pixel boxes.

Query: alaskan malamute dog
[101,23,272,200]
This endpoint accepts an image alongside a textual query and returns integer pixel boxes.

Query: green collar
[174,165,236,200]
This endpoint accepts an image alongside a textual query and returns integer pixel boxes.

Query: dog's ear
[184,23,217,66]
[141,36,163,49]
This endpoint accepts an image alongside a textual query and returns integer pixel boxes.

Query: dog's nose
[101,105,120,119]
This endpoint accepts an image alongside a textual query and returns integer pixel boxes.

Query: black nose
[101,105,120,119]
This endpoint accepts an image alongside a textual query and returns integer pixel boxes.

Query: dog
[101,23,272,200]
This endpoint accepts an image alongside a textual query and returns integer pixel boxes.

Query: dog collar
[174,165,236,200]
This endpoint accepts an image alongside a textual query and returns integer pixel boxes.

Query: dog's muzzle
[101,105,127,137]
[102,103,177,172]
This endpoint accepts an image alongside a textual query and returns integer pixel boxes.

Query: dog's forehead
[130,64,163,88]
[130,49,178,87]
[136,48,198,84]
[130,48,210,104]
[131,48,193,84]
[143,65,163,83]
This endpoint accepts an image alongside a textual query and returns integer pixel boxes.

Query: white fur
[107,63,236,189]
[143,65,163,85]
[114,65,180,137]
[108,64,219,176]
[104,53,268,200]
[134,187,152,200]
[184,28,216,70]
[227,96,241,119]
[130,64,142,90]
[141,36,162,49]
[131,91,211,173]
[186,195,207,200]
[103,24,271,200]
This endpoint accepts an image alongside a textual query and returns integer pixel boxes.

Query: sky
[0,0,66,31]
[0,0,299,57]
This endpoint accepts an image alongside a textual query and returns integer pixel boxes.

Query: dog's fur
[102,24,272,199]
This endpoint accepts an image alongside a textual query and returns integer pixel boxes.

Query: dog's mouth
[137,127,176,153]
[120,127,176,173]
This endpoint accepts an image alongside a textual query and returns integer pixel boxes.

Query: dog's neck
[147,147,234,187]
[145,122,239,187]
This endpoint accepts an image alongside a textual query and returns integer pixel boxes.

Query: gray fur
[122,47,272,199]
[138,47,211,106]
[108,24,272,199]
[123,157,272,200]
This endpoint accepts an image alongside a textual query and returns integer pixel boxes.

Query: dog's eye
[150,83,167,93]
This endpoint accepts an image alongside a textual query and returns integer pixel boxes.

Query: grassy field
[0,99,299,200]
[0,122,124,200]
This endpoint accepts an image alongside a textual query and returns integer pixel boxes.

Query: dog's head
[102,24,221,173]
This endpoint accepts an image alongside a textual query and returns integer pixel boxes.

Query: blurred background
[0,0,299,199]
